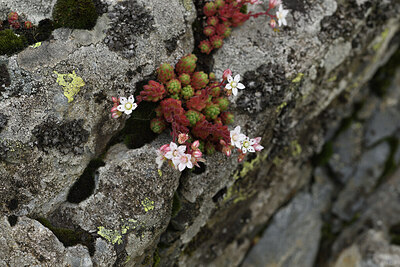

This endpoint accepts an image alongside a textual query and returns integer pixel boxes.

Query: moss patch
[0,29,27,56]
[53,0,98,29]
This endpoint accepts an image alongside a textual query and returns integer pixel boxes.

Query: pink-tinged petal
[254,137,262,143]
[111,106,118,113]
[177,145,186,154]
[192,140,200,149]
[187,161,193,169]
[112,96,118,103]
[232,87,238,96]
[250,139,256,145]
[254,144,264,151]
[165,151,173,159]
[237,83,245,89]
[225,84,232,90]
[234,74,240,83]
[160,144,169,152]
[128,95,135,103]
[227,75,233,83]
[132,103,138,110]
[172,157,180,166]
[178,163,186,172]
[125,109,133,115]
[170,142,177,150]
[247,146,255,152]
[119,97,127,105]
[117,105,125,112]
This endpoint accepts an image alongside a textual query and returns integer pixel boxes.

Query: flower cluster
[156,134,205,171]
[199,0,289,54]
[134,54,243,155]
[110,53,266,172]
[5,12,33,30]
[110,95,138,118]
[228,126,264,162]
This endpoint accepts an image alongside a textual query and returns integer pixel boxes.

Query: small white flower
[117,95,137,115]
[165,142,186,162]
[230,126,246,149]
[276,5,289,27]
[241,137,256,154]
[225,74,245,96]
[176,153,193,172]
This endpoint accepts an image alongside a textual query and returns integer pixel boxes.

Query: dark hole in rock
[36,217,95,256]
[67,158,105,204]
[192,162,206,174]
[0,64,11,92]
[212,187,227,203]
[389,222,400,245]
[8,215,18,226]
[7,198,18,211]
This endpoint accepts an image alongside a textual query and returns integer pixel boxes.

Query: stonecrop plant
[111,54,264,171]
[198,0,289,54]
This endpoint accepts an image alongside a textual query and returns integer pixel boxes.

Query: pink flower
[252,137,264,151]
[222,69,232,81]
[269,0,281,9]
[178,133,189,144]
[177,154,193,171]
[230,126,246,148]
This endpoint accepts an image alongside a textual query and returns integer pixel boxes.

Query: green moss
[53,0,98,29]
[312,141,333,166]
[171,192,182,218]
[0,29,27,56]
[153,248,161,267]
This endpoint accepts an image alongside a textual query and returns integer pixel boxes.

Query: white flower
[225,74,245,96]
[240,137,257,154]
[165,142,186,164]
[117,95,137,115]
[176,153,193,172]
[276,5,289,27]
[230,126,246,149]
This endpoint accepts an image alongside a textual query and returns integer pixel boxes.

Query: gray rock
[329,122,364,184]
[333,142,390,221]
[242,167,333,267]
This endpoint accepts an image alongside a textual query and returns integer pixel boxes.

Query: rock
[242,167,333,267]
[328,122,364,184]
[332,142,390,221]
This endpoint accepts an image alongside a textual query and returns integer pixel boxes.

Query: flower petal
[237,83,245,89]
[227,75,233,83]
[132,103,138,110]
[282,18,287,26]
[178,163,186,172]
[250,139,256,145]
[125,109,132,115]
[178,145,186,154]
[232,87,238,96]
[248,146,255,152]
[225,84,232,90]
[119,97,127,105]
[117,105,125,112]
[187,160,193,169]
[234,74,240,83]
[170,142,177,150]
[128,95,135,103]
[242,147,247,154]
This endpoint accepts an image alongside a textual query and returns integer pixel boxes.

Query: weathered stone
[332,141,390,221]
[242,167,333,267]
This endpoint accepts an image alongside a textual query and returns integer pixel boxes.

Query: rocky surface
[0,0,400,266]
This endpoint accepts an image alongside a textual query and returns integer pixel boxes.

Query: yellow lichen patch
[291,73,304,83]
[290,140,302,157]
[276,101,287,113]
[181,0,192,11]
[158,169,163,177]
[141,198,155,212]
[372,28,389,51]
[30,42,42,48]
[54,70,85,103]
[97,226,123,245]
[327,75,337,82]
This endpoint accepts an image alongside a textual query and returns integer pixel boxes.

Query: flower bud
[111,112,121,119]
[178,133,189,144]
[111,106,118,113]
[222,69,232,80]
[112,96,119,103]
[24,21,33,29]
[270,19,277,28]
[192,150,202,158]
[192,140,200,149]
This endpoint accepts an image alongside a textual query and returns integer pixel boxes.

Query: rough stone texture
[0,0,400,266]
[242,167,333,267]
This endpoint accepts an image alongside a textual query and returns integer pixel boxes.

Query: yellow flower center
[230,81,237,88]
[125,102,133,110]
[243,141,249,148]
